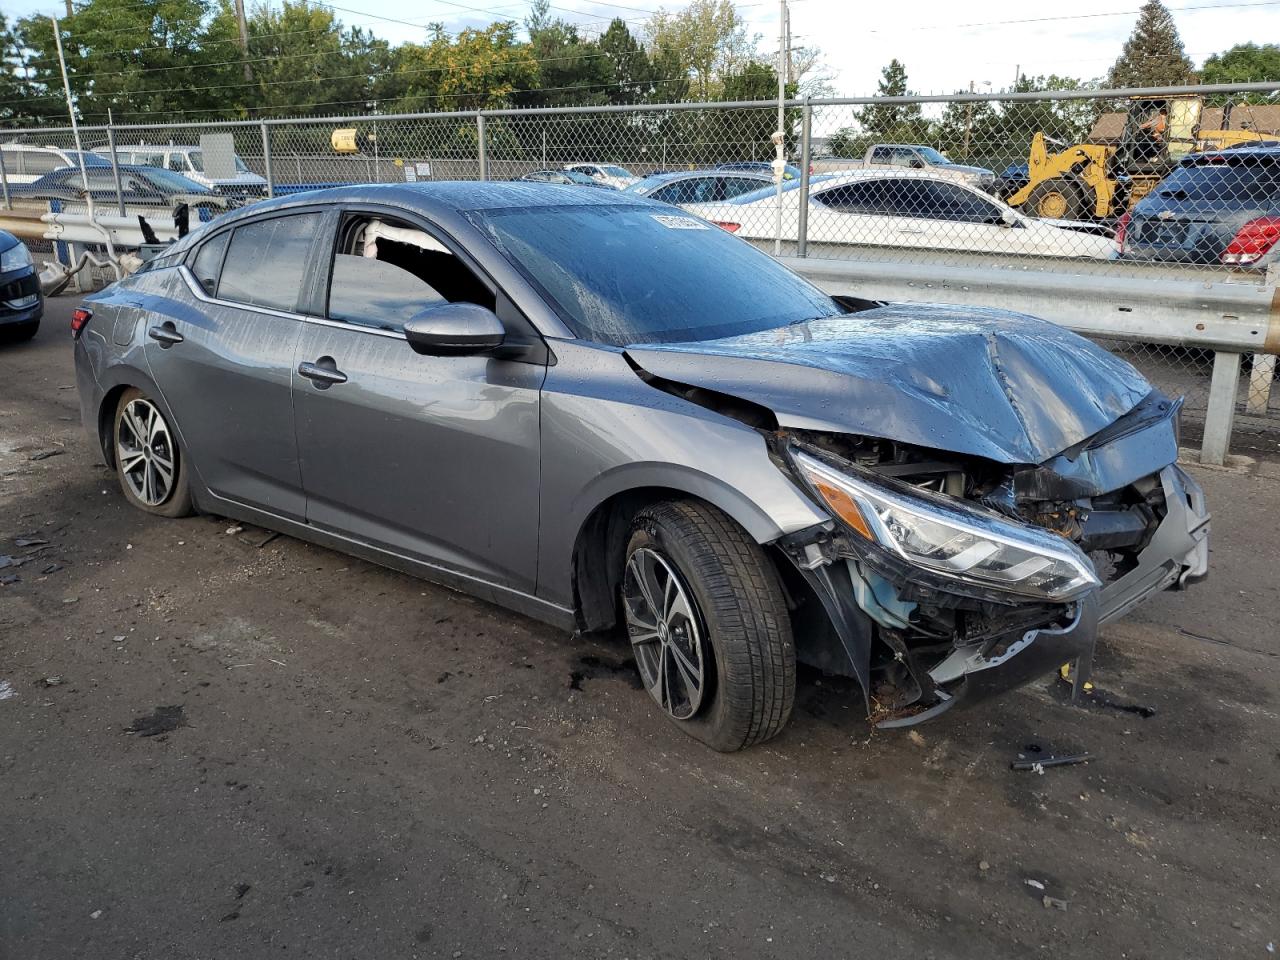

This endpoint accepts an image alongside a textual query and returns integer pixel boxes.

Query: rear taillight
[71,307,93,339]
[1115,211,1131,253]
[1222,217,1280,265]
[712,221,741,233]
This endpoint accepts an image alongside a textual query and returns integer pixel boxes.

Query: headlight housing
[0,242,33,273]
[794,451,1100,601]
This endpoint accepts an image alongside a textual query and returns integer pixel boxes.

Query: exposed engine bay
[769,389,1209,726]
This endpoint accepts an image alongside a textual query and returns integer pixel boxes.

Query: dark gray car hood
[625,304,1153,465]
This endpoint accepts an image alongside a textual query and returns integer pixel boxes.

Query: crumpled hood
[625,304,1153,465]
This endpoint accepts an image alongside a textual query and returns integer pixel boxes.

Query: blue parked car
[624,169,773,205]
[1121,145,1280,268]
[0,229,43,342]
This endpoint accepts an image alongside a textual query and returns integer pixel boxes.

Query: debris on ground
[1042,895,1069,911]
[0,680,16,701]
[42,676,63,687]
[28,450,64,461]
[14,537,49,548]
[125,705,185,737]
[907,730,926,748]
[0,574,19,586]
[225,525,243,535]
[1054,668,1156,718]
[1011,753,1091,772]
[1024,879,1045,891]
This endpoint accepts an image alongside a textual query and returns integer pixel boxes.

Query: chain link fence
[3,84,1278,433]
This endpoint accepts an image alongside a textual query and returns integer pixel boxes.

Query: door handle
[148,322,184,347]
[298,358,348,388]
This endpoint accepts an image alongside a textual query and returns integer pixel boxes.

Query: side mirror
[403,301,505,357]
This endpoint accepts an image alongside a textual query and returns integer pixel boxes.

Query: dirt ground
[3,298,1278,960]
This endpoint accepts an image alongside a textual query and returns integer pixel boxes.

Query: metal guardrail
[781,255,1280,465]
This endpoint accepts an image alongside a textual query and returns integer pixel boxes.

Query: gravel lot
[3,298,1279,959]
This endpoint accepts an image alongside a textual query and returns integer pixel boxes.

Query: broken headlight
[794,451,1100,601]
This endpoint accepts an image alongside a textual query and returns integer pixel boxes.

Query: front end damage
[771,391,1209,727]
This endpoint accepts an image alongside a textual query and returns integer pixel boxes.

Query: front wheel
[1025,177,1086,220]
[622,500,795,752]
[112,387,193,517]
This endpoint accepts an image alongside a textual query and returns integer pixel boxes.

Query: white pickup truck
[816,144,996,192]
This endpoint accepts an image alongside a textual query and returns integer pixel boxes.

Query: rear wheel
[112,387,192,518]
[1025,177,1086,220]
[622,500,795,752]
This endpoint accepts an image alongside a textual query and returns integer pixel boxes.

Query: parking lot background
[2,300,1278,959]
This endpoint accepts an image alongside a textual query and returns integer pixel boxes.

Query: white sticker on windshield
[651,214,709,230]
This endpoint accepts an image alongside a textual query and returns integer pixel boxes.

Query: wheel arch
[94,366,180,471]
[569,473,793,635]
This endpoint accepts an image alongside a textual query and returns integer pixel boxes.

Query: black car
[13,165,238,219]
[1120,146,1280,268]
[517,169,611,188]
[0,230,44,341]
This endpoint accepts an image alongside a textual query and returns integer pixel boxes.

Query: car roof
[1182,144,1280,161]
[640,169,770,185]
[161,181,656,259]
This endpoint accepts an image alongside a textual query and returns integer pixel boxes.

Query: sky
[5,0,1279,97]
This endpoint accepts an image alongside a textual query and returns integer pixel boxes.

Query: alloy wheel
[117,398,177,507]
[623,547,707,720]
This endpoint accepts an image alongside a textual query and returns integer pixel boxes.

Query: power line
[82,72,698,120]
[856,0,1280,33]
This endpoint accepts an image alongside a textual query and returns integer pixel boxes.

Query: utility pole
[772,0,789,256]
[234,0,252,82]
[65,0,73,19]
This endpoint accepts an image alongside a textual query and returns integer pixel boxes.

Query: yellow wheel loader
[1006,96,1278,221]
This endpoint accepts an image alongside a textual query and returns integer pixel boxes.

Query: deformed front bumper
[1099,464,1209,623]
[781,464,1208,728]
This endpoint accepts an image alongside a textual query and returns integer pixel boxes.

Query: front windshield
[137,167,212,193]
[187,150,251,174]
[601,165,632,178]
[470,204,840,346]
[917,146,950,164]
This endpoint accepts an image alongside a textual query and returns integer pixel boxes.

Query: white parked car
[563,163,639,190]
[94,144,268,198]
[683,170,1118,260]
[0,143,110,183]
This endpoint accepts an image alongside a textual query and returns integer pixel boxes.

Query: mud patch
[125,704,185,737]
[569,654,643,691]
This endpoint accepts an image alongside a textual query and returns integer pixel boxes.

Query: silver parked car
[73,183,1209,750]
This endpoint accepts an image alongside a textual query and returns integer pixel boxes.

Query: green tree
[1106,0,1194,88]
[857,59,924,138]
[1202,43,1280,105]
[17,0,241,123]
[646,0,756,100]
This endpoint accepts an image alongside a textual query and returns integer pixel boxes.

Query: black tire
[112,387,193,518]
[1025,177,1086,220]
[622,500,795,752]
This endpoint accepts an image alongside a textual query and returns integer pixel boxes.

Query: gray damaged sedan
[72,183,1210,750]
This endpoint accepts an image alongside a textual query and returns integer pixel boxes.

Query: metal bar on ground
[1203,352,1244,465]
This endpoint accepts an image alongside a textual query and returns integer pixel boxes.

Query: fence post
[1245,354,1275,415]
[477,114,489,181]
[797,98,812,259]
[260,122,274,198]
[105,119,125,217]
[0,151,10,210]
[1201,350,1242,465]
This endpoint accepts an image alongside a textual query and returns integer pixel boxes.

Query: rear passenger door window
[217,214,321,312]
[190,232,229,294]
